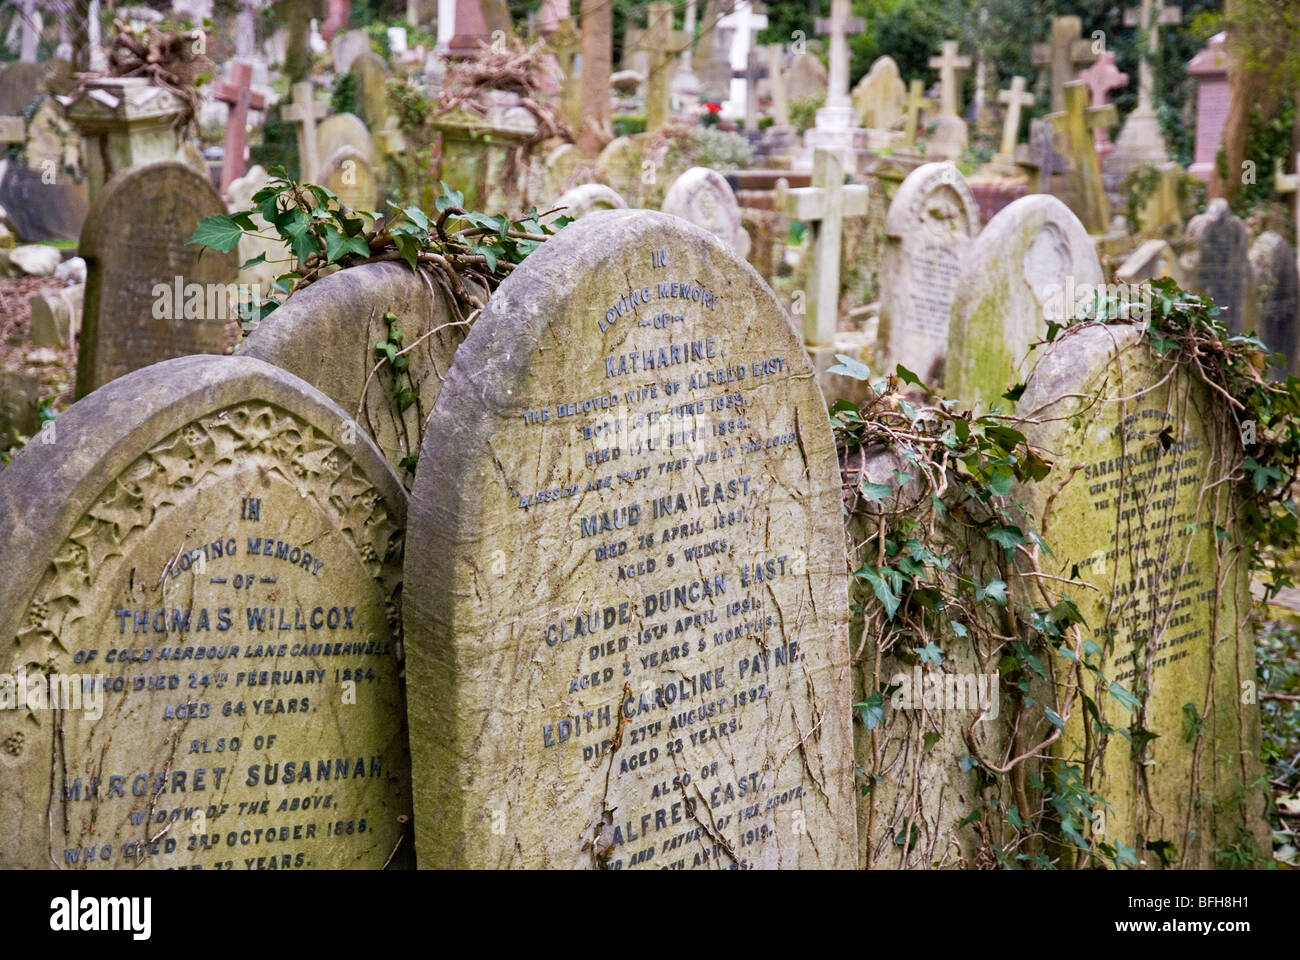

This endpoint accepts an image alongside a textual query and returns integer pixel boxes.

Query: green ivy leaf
[859,480,894,501]
[915,642,944,665]
[1109,681,1141,712]
[187,214,247,252]
[828,354,871,381]
[987,525,1025,553]
[976,579,1007,606]
[854,690,885,731]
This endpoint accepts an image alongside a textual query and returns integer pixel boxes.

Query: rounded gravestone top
[0,354,411,869]
[885,161,980,240]
[947,193,1101,409]
[661,167,750,257]
[237,260,474,484]
[404,209,853,869]
[316,112,376,167]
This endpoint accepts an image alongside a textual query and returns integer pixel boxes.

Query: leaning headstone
[851,55,905,136]
[0,354,413,869]
[316,112,376,168]
[1182,198,1253,335]
[660,166,750,257]
[947,194,1101,408]
[876,162,980,386]
[404,209,855,869]
[333,28,372,74]
[1016,323,1270,868]
[1249,231,1299,377]
[76,162,238,398]
[237,261,475,482]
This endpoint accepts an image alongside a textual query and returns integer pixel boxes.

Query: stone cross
[784,148,869,346]
[544,15,582,133]
[281,81,321,181]
[1031,16,1098,113]
[995,75,1034,161]
[1049,80,1115,234]
[816,0,866,115]
[214,60,267,193]
[743,48,769,131]
[928,41,971,119]
[680,0,698,74]
[18,0,38,63]
[1124,0,1181,112]
[1077,51,1128,160]
[718,1,767,119]
[902,78,932,148]
[644,2,689,133]
[767,44,788,126]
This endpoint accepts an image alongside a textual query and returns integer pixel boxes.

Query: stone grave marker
[851,56,905,134]
[282,82,322,181]
[404,209,855,869]
[213,60,266,194]
[596,136,643,207]
[1249,231,1299,377]
[1048,81,1116,236]
[316,112,376,169]
[924,41,971,161]
[237,261,477,483]
[550,183,627,221]
[1181,198,1253,335]
[77,161,238,398]
[333,28,372,75]
[1186,33,1228,181]
[1016,323,1269,868]
[947,194,1101,409]
[1107,0,1181,179]
[0,371,41,452]
[318,146,379,213]
[1077,51,1128,163]
[1031,15,1097,114]
[0,61,43,116]
[876,162,981,387]
[661,166,750,257]
[543,141,584,200]
[349,51,394,133]
[0,354,412,869]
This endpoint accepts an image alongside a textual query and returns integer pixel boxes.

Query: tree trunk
[1213,0,1282,203]
[577,0,612,157]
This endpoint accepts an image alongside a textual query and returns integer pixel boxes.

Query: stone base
[1104,105,1170,182]
[966,174,1028,225]
[800,125,873,173]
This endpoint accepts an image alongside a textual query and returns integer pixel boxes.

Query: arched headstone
[947,194,1101,409]
[404,210,854,868]
[76,162,238,398]
[0,355,411,869]
[661,166,751,257]
[876,162,981,386]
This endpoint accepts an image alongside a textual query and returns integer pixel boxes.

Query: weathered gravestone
[0,354,412,869]
[1182,199,1254,336]
[548,182,628,223]
[349,51,394,132]
[596,136,643,208]
[404,210,855,868]
[77,162,238,398]
[237,261,477,483]
[0,61,44,115]
[316,112,376,169]
[1016,323,1270,867]
[1249,231,1299,377]
[947,194,1101,409]
[660,166,750,257]
[876,162,980,387]
[318,146,380,213]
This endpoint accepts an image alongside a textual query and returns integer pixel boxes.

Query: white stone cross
[996,75,1035,158]
[281,82,321,182]
[815,0,866,114]
[718,1,767,120]
[785,149,869,346]
[928,41,971,118]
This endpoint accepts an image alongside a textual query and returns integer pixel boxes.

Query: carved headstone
[1182,198,1253,335]
[660,166,750,257]
[404,210,855,868]
[76,162,238,398]
[876,162,981,387]
[0,354,412,869]
[947,194,1101,408]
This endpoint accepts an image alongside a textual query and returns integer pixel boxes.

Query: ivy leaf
[854,690,885,731]
[895,363,922,387]
[987,467,1014,496]
[958,809,982,828]
[396,386,417,411]
[402,204,430,231]
[397,454,419,473]
[976,579,1007,606]
[859,480,894,501]
[394,234,421,272]
[1002,382,1026,402]
[914,642,944,665]
[828,354,871,380]
[949,620,968,638]
[323,226,370,262]
[239,252,267,271]
[922,731,941,754]
[435,181,464,211]
[187,214,247,252]
[986,525,1025,553]
[854,563,900,619]
[1109,681,1142,712]
[1006,803,1025,831]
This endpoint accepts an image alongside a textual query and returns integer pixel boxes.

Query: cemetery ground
[0,0,1299,888]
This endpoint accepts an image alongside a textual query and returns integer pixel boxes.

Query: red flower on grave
[704,101,722,113]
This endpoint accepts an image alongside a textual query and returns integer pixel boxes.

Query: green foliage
[612,113,647,138]
[1231,92,1296,219]
[330,71,357,117]
[788,93,824,135]
[692,126,755,168]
